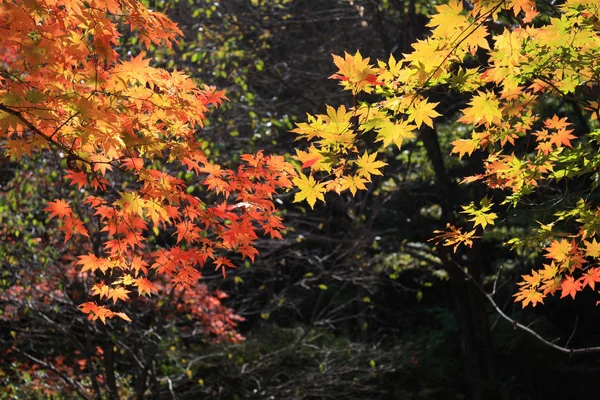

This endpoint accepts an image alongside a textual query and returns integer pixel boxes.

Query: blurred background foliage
[3,0,600,399]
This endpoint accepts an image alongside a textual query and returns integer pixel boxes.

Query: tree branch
[18,350,91,400]
[456,260,600,355]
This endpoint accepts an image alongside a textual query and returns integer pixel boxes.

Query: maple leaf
[79,302,113,324]
[540,262,559,280]
[129,256,149,277]
[294,146,329,172]
[64,170,88,190]
[468,211,497,229]
[545,239,573,263]
[509,0,538,22]
[214,256,235,278]
[91,283,110,300]
[113,312,132,323]
[115,192,145,217]
[330,51,382,93]
[461,198,498,229]
[463,25,490,55]
[451,138,479,159]
[429,223,478,252]
[459,91,502,126]
[513,288,544,308]
[339,175,368,196]
[355,151,387,182]
[544,115,570,130]
[406,99,441,128]
[44,199,72,219]
[107,286,131,304]
[72,217,90,238]
[426,1,466,39]
[202,85,227,107]
[122,157,144,171]
[585,239,600,258]
[293,173,327,209]
[374,119,416,149]
[302,157,321,169]
[519,270,542,289]
[549,128,577,148]
[78,254,110,274]
[560,275,582,299]
[79,302,99,315]
[581,267,600,290]
[540,277,562,296]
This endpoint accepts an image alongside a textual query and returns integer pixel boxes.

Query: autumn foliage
[0,0,295,322]
[3,0,600,346]
[290,0,600,308]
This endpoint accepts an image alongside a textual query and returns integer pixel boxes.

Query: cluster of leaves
[0,153,257,398]
[0,0,297,322]
[290,0,600,308]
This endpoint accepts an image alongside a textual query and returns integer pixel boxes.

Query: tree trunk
[421,126,505,400]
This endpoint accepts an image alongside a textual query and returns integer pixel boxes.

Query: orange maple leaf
[44,199,72,219]
[107,287,131,304]
[64,170,88,190]
[560,275,582,299]
[451,139,479,159]
[581,267,600,290]
[135,277,158,297]
[78,254,110,274]
[549,128,577,148]
[514,287,544,308]
[214,256,235,278]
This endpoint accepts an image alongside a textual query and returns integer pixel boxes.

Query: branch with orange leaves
[0,104,91,165]
[455,259,600,356]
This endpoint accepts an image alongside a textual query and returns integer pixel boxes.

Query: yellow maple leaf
[407,99,441,128]
[461,199,498,229]
[330,51,382,93]
[115,192,145,217]
[355,151,387,181]
[293,173,327,209]
[427,0,467,39]
[339,174,368,195]
[545,239,572,263]
[374,119,416,149]
[540,262,558,280]
[462,25,490,55]
[459,91,502,126]
[584,238,600,258]
[91,283,110,300]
